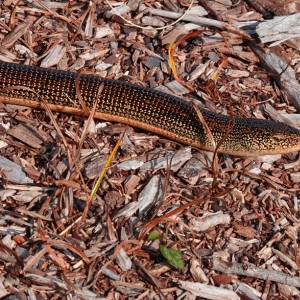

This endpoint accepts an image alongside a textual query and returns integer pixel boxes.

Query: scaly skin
[0,61,299,156]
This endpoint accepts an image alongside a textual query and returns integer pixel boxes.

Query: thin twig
[105,0,194,31]
[212,258,300,288]
[149,8,252,39]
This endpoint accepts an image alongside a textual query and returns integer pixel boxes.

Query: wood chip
[257,13,300,46]
[0,155,33,184]
[7,124,49,149]
[1,22,31,48]
[40,44,66,68]
[137,175,164,216]
[179,280,240,300]
[190,213,231,232]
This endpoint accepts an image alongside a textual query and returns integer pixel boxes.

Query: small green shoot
[147,230,162,241]
[159,244,184,269]
[147,230,184,269]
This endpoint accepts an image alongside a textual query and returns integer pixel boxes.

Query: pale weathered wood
[257,13,300,46]
[212,258,300,288]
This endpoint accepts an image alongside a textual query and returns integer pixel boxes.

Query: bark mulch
[0,1,300,299]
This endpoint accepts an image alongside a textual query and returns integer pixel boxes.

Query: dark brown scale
[0,61,300,156]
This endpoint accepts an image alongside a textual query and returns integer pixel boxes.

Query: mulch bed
[0,1,300,299]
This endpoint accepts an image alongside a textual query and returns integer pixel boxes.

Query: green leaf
[147,230,162,241]
[159,244,184,269]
